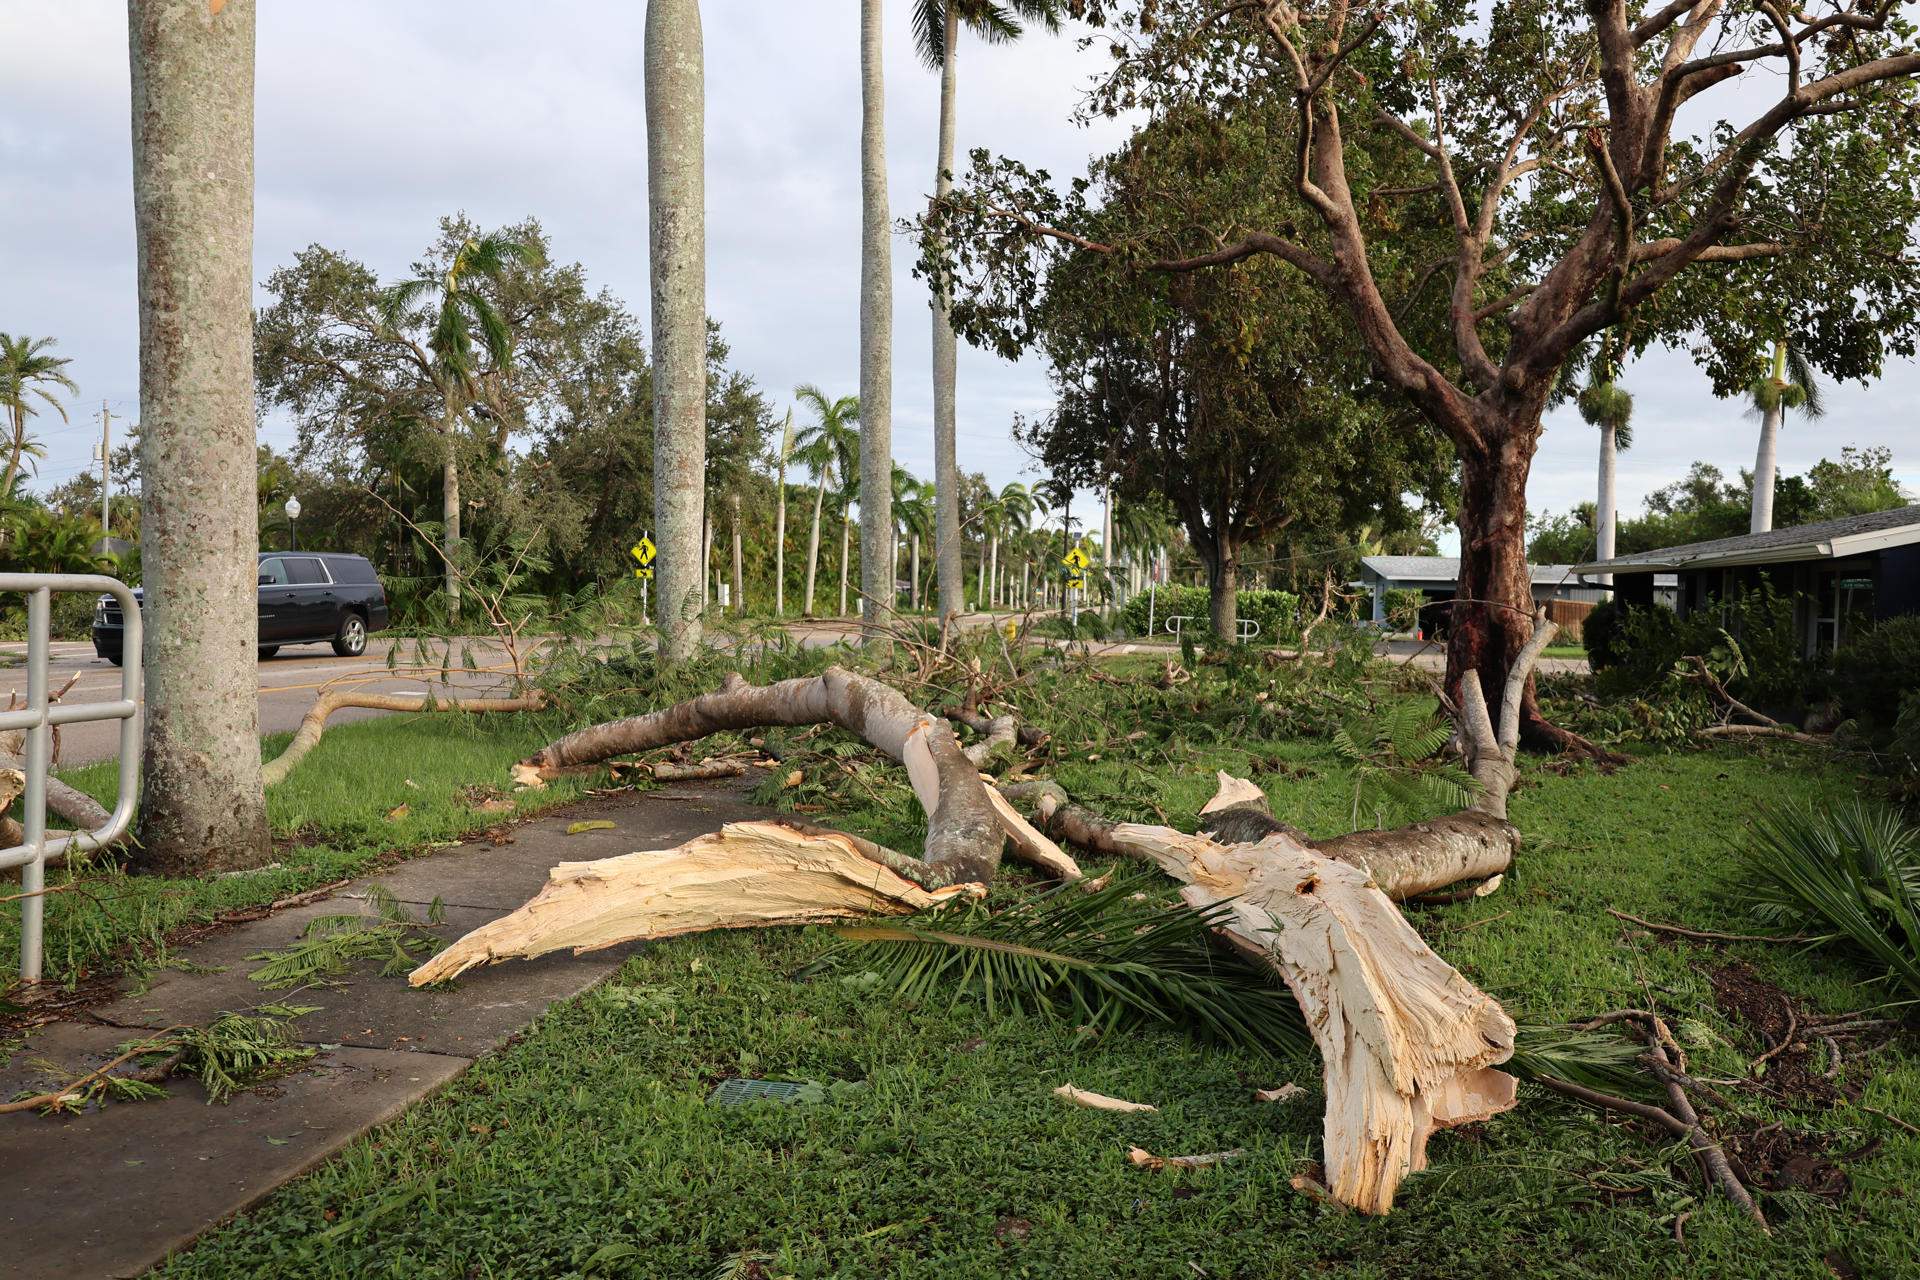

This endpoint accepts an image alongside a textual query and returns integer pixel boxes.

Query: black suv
[92,552,391,665]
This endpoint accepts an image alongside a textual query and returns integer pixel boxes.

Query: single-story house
[1573,504,1920,656]
[1356,555,1673,629]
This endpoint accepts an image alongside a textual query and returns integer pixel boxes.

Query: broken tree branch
[263,688,549,787]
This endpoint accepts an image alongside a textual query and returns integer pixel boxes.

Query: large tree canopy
[1005,104,1451,637]
[929,0,1920,748]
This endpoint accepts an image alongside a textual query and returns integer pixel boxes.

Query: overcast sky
[4,3,1914,556]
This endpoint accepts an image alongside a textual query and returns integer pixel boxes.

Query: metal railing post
[2,572,144,982]
[19,588,50,982]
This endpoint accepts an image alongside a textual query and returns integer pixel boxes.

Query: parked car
[92,552,391,665]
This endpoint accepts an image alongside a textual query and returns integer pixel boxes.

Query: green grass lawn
[152,701,1918,1279]
[4,712,594,988]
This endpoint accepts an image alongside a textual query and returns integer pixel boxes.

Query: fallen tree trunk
[516,666,1047,887]
[439,623,1559,1212]
[263,689,548,787]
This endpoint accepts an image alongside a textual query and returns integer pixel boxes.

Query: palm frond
[911,0,947,68]
[464,289,514,367]
[1738,801,1920,1000]
[809,869,1312,1058]
[1507,1023,1658,1099]
[1784,344,1825,418]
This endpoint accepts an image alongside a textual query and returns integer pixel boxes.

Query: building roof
[1573,505,1920,574]
[1360,555,1579,587]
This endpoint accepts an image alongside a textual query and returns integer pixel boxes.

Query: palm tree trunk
[930,5,966,625]
[1751,342,1786,534]
[730,490,744,614]
[128,0,270,874]
[805,470,827,614]
[1596,424,1617,588]
[858,0,893,633]
[774,413,791,615]
[839,511,851,617]
[646,0,707,661]
[910,532,921,610]
[2,406,26,499]
[987,534,999,608]
[976,537,986,607]
[440,401,462,609]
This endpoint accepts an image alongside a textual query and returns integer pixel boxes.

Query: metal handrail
[1,573,143,981]
[1163,614,1262,642]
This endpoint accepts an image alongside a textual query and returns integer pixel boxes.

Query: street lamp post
[285,496,301,552]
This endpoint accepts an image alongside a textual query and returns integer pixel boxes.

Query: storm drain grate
[707,1077,809,1106]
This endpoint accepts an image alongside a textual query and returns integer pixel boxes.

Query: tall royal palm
[793,384,859,616]
[646,0,707,660]
[377,230,539,610]
[857,0,893,634]
[915,0,1062,625]
[1576,377,1633,588]
[0,334,79,499]
[128,0,271,877]
[1747,341,1824,534]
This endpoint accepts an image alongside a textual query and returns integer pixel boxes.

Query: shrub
[1383,588,1425,631]
[1117,586,1300,643]
[1590,582,1819,712]
[1582,598,1626,670]
[1831,615,1920,737]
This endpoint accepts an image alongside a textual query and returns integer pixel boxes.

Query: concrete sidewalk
[0,779,771,1279]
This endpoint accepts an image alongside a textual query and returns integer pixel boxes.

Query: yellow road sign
[1063,545,1090,570]
[630,536,657,567]
[1002,617,1017,641]
[1066,576,1085,590]
[633,566,654,581]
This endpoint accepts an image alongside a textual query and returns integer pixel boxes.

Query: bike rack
[1,573,143,982]
[1163,614,1261,642]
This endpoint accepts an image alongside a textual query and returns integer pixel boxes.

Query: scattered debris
[565,820,617,835]
[1053,1083,1157,1113]
[1127,1146,1244,1171]
[1253,1083,1304,1104]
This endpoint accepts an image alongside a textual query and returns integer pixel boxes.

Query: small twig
[1861,1105,1920,1136]
[0,1027,191,1115]
[1436,909,1512,934]
[1750,998,1799,1078]
[1821,1035,1842,1081]
[1606,908,1812,945]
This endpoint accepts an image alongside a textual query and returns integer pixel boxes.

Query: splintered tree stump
[1106,819,1516,1213]
[428,623,1557,1213]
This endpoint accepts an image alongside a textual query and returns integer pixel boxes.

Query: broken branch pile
[415,623,1565,1214]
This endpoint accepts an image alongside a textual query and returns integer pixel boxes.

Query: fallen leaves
[566,820,617,835]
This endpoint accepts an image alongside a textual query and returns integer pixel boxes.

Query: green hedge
[1832,616,1920,738]
[1117,586,1301,642]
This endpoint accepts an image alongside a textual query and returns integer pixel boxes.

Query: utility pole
[96,401,113,537]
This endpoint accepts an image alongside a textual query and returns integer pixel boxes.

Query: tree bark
[930,6,966,626]
[910,532,921,610]
[729,490,744,615]
[839,512,851,616]
[857,0,893,634]
[1751,343,1785,534]
[1199,536,1238,642]
[804,468,826,615]
[774,411,792,615]
[1595,422,1617,588]
[646,0,706,662]
[128,0,271,874]
[1446,429,1561,750]
[440,417,462,609]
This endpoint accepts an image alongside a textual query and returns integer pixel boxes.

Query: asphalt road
[0,636,525,766]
